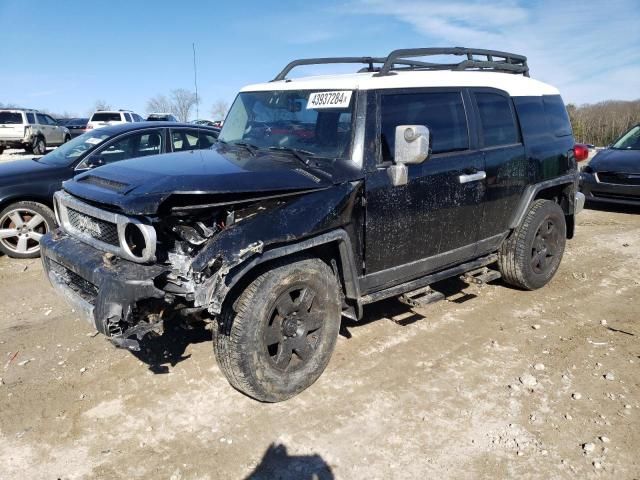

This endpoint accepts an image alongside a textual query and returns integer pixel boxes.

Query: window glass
[124,113,132,122]
[0,112,23,124]
[172,129,216,151]
[475,92,519,147]
[133,113,143,122]
[542,95,572,137]
[36,114,47,125]
[26,113,35,124]
[380,91,468,160]
[91,131,163,165]
[611,125,640,150]
[44,115,57,125]
[91,112,122,122]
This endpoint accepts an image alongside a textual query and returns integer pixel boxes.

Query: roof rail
[272,47,529,81]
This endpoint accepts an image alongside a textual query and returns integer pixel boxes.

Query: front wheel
[498,199,566,290]
[214,257,341,402]
[0,201,56,258]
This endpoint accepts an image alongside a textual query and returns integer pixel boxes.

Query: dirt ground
[0,204,638,479]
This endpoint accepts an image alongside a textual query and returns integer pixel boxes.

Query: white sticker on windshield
[307,91,352,109]
[85,137,104,145]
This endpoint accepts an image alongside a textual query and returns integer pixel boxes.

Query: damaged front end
[41,182,360,351]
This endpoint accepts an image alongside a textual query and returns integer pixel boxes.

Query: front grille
[597,172,640,186]
[49,259,98,305]
[67,208,119,246]
[79,175,129,191]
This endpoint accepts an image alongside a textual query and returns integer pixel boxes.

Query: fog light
[124,223,147,258]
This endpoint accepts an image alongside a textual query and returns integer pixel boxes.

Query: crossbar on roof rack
[271,46,529,81]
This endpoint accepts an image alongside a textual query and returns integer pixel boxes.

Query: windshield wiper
[219,140,259,156]
[268,146,314,166]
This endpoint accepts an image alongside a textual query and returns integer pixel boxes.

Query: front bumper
[580,172,640,206]
[41,230,168,336]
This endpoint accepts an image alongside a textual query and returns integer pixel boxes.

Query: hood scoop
[78,175,130,192]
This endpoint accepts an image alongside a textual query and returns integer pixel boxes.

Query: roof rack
[272,47,529,81]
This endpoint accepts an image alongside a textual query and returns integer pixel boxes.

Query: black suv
[41,48,584,402]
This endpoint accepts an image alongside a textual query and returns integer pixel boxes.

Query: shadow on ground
[585,200,640,214]
[130,319,212,374]
[246,443,333,480]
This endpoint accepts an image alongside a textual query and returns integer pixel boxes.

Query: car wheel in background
[0,147,4,155]
[64,135,71,144]
[0,201,56,258]
[33,137,46,155]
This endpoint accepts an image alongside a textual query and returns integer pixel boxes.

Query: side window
[380,91,468,161]
[542,95,572,137]
[171,129,212,151]
[92,131,163,165]
[124,113,133,122]
[475,92,519,147]
[35,114,47,125]
[45,115,57,125]
[26,113,35,124]
[132,113,143,122]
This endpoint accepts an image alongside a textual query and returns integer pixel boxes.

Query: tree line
[567,99,640,146]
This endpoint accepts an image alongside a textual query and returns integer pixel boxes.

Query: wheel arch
[0,194,54,213]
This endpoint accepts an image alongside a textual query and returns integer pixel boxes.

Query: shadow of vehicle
[130,319,212,374]
[246,443,334,480]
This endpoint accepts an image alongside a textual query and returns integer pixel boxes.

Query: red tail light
[573,144,589,162]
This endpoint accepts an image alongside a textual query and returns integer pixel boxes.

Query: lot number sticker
[307,91,352,109]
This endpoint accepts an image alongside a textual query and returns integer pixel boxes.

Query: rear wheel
[63,134,71,144]
[33,137,46,155]
[0,201,56,258]
[213,257,341,402]
[498,199,566,290]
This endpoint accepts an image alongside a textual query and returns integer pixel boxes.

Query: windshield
[38,130,111,166]
[218,90,354,159]
[611,125,640,150]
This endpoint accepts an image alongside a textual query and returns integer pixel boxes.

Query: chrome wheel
[0,208,49,255]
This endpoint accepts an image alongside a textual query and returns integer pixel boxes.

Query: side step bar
[461,267,502,285]
[361,254,498,305]
[399,286,445,308]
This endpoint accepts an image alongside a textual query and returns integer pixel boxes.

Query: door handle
[458,171,486,184]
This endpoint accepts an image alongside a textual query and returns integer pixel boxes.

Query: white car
[0,109,71,155]
[87,110,144,130]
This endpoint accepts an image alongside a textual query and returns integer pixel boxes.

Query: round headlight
[124,223,147,258]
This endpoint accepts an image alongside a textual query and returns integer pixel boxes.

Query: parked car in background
[146,113,178,122]
[191,119,215,126]
[0,109,71,155]
[59,118,89,138]
[580,124,640,206]
[87,110,143,130]
[0,122,219,258]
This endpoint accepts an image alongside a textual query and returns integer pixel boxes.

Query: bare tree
[146,94,173,114]
[87,100,112,116]
[567,99,640,146]
[170,89,199,122]
[211,100,229,120]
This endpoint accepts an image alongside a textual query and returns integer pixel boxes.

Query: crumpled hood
[64,147,334,215]
[590,149,640,173]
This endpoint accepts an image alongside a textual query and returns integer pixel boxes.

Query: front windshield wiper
[219,140,259,155]
[267,146,314,166]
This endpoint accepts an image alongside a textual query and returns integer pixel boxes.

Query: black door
[362,90,485,291]
[470,89,527,241]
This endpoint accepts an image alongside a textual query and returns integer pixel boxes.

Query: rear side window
[380,91,468,160]
[26,113,35,124]
[124,113,132,122]
[543,95,572,137]
[475,92,519,147]
[91,112,121,122]
[0,112,23,124]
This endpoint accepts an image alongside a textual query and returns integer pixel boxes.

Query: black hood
[0,158,64,185]
[590,148,640,173]
[64,147,340,215]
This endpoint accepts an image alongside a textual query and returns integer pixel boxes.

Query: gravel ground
[0,205,638,479]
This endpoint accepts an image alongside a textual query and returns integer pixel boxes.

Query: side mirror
[388,125,430,186]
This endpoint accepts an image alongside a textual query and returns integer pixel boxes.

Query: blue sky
[1,0,638,118]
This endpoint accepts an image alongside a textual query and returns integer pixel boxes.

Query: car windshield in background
[37,130,111,166]
[611,125,640,150]
[0,112,23,124]
[91,112,121,122]
[218,90,354,159]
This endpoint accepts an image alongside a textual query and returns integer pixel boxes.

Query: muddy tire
[498,199,566,290]
[213,257,341,402]
[0,201,56,258]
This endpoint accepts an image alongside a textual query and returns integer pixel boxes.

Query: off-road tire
[498,199,566,290]
[213,257,341,402]
[0,201,56,258]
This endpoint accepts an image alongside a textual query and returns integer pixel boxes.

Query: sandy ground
[0,205,638,479]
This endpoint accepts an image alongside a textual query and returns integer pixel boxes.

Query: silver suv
[0,109,71,155]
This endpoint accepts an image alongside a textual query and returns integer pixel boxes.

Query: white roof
[241,70,559,97]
